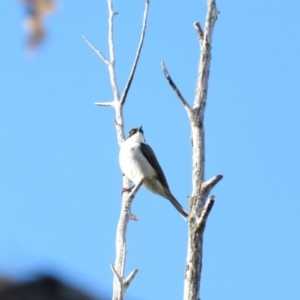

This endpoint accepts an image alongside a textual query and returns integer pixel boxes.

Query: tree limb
[84,0,148,298]
[162,1,220,296]
[194,21,204,41]
[107,0,120,101]
[124,269,139,290]
[110,263,122,285]
[94,101,114,107]
[112,178,143,300]
[196,195,215,230]
[161,61,192,115]
[201,174,223,196]
[193,0,219,111]
[120,0,150,106]
[82,35,109,65]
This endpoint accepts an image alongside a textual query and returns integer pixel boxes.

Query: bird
[119,126,188,219]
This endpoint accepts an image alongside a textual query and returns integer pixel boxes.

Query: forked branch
[84,1,150,299]
[161,1,221,300]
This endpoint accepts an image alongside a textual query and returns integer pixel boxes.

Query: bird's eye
[128,128,139,137]
[128,129,135,137]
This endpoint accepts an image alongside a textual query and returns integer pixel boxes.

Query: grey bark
[83,1,149,300]
[161,1,222,299]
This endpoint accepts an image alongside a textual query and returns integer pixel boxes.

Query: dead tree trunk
[161,1,222,299]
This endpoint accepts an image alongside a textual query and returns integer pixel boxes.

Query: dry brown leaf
[21,0,56,50]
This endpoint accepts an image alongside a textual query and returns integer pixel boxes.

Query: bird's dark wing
[139,143,170,189]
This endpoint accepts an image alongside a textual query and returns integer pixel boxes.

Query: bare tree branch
[192,174,223,216]
[114,104,126,145]
[120,0,150,106]
[196,195,215,230]
[161,61,192,114]
[84,1,149,299]
[194,21,204,41]
[182,1,220,299]
[107,0,120,101]
[112,178,143,300]
[94,101,114,107]
[82,35,109,65]
[201,174,223,196]
[193,0,219,111]
[110,263,122,285]
[124,269,138,290]
[159,0,220,299]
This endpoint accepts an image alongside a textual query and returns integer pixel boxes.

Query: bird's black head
[128,126,143,138]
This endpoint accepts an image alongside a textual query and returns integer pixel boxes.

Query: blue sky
[1,0,300,299]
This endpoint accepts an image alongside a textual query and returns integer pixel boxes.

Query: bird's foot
[121,186,135,195]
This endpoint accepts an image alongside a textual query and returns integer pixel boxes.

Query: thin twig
[196,195,215,231]
[130,214,139,221]
[193,0,218,110]
[107,0,120,101]
[201,174,223,194]
[194,174,222,217]
[94,101,114,107]
[120,0,150,106]
[161,61,192,114]
[110,263,122,284]
[194,22,204,41]
[124,269,138,289]
[82,35,109,65]
[107,0,116,67]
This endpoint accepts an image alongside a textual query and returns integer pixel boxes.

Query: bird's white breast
[119,140,156,184]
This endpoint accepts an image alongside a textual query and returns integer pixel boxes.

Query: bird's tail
[167,193,189,220]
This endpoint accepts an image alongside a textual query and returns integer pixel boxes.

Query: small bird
[119,126,188,219]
